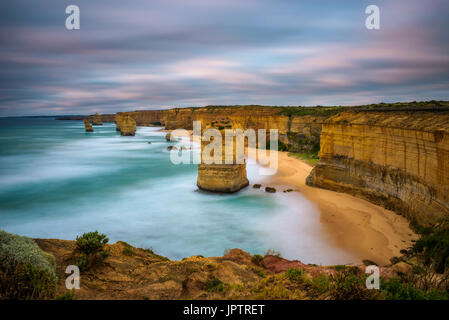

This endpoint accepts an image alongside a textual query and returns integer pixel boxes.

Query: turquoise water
[0,118,354,264]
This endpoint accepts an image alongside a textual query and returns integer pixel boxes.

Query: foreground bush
[75,231,109,271]
[0,230,57,299]
[413,218,449,274]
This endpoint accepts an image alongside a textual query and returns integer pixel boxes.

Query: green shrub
[286,267,304,282]
[412,220,449,274]
[75,231,109,271]
[381,277,449,300]
[205,277,224,292]
[0,230,57,299]
[329,269,379,300]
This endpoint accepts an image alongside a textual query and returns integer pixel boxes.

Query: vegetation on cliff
[1,228,448,300]
[75,231,109,271]
[0,230,57,299]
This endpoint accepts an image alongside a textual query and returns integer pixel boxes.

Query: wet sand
[265,151,417,266]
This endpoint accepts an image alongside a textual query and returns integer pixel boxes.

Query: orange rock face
[115,114,136,136]
[307,110,449,226]
[84,119,93,132]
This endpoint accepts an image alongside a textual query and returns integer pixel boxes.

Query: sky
[0,0,448,116]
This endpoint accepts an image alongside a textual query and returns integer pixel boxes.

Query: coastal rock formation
[165,133,172,141]
[197,164,249,193]
[84,119,93,132]
[90,113,103,125]
[197,127,249,193]
[265,187,276,193]
[83,106,331,152]
[114,113,124,131]
[116,114,136,136]
[306,110,449,226]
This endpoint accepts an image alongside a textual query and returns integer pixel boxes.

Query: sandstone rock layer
[197,127,249,193]
[115,114,136,136]
[306,111,449,226]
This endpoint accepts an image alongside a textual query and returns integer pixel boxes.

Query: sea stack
[84,119,94,132]
[118,115,136,136]
[90,112,103,125]
[197,127,249,193]
[115,113,124,132]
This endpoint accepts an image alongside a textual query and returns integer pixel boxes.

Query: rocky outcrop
[30,238,411,300]
[90,113,103,125]
[197,163,249,193]
[115,114,136,136]
[197,127,249,193]
[114,113,124,132]
[84,119,93,132]
[306,110,449,226]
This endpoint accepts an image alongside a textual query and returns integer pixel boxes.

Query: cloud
[0,0,448,115]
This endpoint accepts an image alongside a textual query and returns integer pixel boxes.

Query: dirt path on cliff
[265,151,418,266]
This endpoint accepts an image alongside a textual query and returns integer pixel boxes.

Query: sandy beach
[265,151,418,266]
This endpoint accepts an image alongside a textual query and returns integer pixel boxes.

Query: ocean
[0,117,354,264]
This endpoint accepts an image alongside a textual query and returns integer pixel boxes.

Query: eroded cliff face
[306,111,449,226]
[118,106,327,152]
[115,114,136,136]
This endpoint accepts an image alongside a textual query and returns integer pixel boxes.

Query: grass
[288,152,320,166]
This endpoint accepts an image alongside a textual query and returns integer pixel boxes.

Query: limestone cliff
[116,114,136,136]
[90,113,103,125]
[114,106,330,153]
[84,119,93,132]
[306,110,449,226]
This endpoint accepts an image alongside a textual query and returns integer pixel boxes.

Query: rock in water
[84,119,94,132]
[115,113,125,132]
[165,133,172,141]
[197,126,249,193]
[90,112,103,125]
[265,187,276,193]
[119,115,136,136]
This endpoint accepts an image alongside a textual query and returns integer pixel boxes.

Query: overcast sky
[1,0,448,116]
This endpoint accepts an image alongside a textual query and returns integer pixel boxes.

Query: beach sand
[265,151,418,266]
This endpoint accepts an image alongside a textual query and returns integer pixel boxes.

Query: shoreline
[168,129,417,266]
[266,151,418,266]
